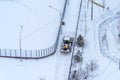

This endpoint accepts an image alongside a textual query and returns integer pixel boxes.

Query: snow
[84,3,120,80]
[55,0,83,79]
[0,56,56,80]
[1,0,120,80]
[0,0,65,80]
[0,0,64,49]
[76,0,120,80]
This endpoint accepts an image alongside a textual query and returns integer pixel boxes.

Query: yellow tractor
[61,36,73,53]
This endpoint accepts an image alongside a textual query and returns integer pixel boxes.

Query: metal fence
[0,0,68,59]
[0,44,56,59]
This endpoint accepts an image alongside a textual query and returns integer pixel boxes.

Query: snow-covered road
[62,0,81,35]
[54,0,83,80]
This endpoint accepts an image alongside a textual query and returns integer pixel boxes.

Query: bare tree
[80,60,99,80]
[80,69,90,80]
[71,70,79,80]
[85,60,98,72]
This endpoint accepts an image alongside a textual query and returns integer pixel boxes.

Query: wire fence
[0,0,68,59]
[0,44,56,59]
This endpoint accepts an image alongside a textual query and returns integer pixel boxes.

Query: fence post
[48,48,49,55]
[45,49,47,56]
[52,45,54,52]
[0,49,1,56]
[25,50,27,57]
[38,50,40,57]
[30,50,32,58]
[36,50,37,57]
[15,50,17,57]
[43,49,45,56]
[54,44,56,52]
[41,50,43,57]
[46,48,48,55]
[5,49,6,56]
[10,49,11,56]
[40,50,42,57]
[50,47,51,53]
[52,46,54,52]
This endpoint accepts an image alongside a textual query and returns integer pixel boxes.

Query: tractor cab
[61,36,73,53]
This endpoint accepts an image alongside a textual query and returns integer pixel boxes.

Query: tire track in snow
[54,0,82,79]
[98,13,119,63]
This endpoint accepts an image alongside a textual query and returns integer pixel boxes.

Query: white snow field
[0,0,64,49]
[0,0,120,80]
[80,0,120,80]
[0,0,66,80]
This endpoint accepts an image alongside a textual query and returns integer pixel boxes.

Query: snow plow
[61,36,74,53]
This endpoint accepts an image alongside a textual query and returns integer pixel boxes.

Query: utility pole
[87,0,89,9]
[85,5,87,37]
[89,0,105,20]
[19,25,23,62]
[119,59,120,70]
[91,0,93,20]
